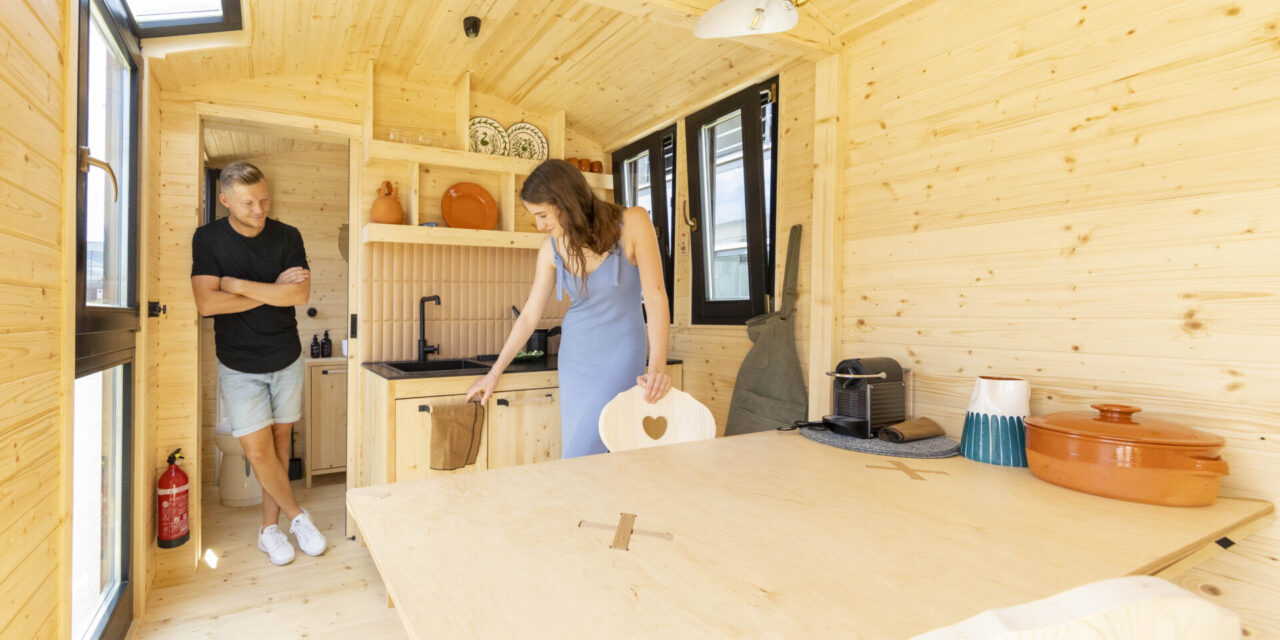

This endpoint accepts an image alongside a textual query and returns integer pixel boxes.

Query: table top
[347,430,1273,639]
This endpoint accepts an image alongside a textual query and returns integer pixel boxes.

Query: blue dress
[551,236,646,457]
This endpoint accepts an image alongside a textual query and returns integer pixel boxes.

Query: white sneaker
[257,524,295,566]
[290,508,327,557]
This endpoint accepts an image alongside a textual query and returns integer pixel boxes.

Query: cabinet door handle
[418,405,431,413]
[496,399,510,407]
[321,369,345,375]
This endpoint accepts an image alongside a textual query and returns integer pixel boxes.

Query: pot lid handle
[1092,403,1142,422]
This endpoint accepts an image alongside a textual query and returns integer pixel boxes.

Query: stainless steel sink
[378,358,490,374]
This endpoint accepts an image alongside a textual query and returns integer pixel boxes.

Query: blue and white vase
[960,376,1030,467]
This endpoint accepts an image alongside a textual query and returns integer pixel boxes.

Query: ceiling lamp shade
[694,0,800,39]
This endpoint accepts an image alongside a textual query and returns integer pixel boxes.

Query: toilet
[213,395,263,507]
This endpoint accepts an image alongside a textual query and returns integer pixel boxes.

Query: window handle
[78,146,119,203]
[682,199,697,232]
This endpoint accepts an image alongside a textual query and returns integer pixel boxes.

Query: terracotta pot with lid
[1025,404,1228,507]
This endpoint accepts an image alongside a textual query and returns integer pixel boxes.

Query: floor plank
[134,475,406,639]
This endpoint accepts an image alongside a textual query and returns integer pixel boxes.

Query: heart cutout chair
[598,386,716,452]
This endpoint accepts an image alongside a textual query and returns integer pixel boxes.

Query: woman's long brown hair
[520,159,622,296]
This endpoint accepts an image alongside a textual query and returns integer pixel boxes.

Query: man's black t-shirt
[191,217,308,374]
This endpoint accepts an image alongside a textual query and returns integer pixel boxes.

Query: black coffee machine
[824,357,906,438]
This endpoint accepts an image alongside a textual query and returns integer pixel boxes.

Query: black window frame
[76,0,142,349]
[612,124,677,320]
[73,1,141,637]
[125,0,242,39]
[685,77,779,325]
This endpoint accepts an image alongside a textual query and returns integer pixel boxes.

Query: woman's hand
[466,371,500,405]
[636,369,672,404]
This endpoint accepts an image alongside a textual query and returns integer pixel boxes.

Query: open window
[686,77,779,325]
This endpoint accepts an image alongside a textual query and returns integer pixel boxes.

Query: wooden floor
[132,475,406,639]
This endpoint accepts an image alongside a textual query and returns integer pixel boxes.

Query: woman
[465,159,671,457]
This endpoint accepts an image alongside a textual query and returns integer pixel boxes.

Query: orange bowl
[1025,404,1228,507]
[441,182,498,230]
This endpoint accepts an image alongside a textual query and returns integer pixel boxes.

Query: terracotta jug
[370,181,403,224]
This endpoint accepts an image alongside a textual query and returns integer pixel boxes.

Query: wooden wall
[0,0,68,637]
[664,59,817,432]
[198,148,350,484]
[839,0,1280,633]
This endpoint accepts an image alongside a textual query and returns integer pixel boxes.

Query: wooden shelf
[367,140,613,190]
[362,223,545,250]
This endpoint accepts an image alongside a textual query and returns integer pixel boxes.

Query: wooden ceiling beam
[574,0,840,58]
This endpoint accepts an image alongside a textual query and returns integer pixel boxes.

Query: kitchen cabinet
[394,394,489,483]
[304,358,347,487]
[487,388,560,469]
[360,362,683,487]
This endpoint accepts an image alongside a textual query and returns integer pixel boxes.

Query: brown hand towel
[878,417,945,443]
[429,402,485,471]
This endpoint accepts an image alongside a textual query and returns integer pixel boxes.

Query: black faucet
[418,295,441,361]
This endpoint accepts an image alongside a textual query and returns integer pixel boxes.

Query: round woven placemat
[800,427,960,459]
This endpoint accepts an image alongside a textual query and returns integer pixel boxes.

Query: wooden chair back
[598,386,716,452]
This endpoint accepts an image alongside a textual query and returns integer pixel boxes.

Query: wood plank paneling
[146,1,795,146]
[839,0,1280,634]
[0,1,65,637]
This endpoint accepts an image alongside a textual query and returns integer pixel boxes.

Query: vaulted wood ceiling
[203,122,346,165]
[148,0,934,145]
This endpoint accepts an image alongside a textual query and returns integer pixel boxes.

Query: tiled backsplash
[364,243,570,362]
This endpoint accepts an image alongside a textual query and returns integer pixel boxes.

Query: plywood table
[347,430,1273,639]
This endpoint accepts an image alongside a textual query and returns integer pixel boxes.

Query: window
[123,0,242,38]
[686,78,779,325]
[73,1,140,638]
[612,125,677,318]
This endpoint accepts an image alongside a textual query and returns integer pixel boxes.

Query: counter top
[362,356,683,380]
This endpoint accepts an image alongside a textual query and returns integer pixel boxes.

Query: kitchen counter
[362,356,683,380]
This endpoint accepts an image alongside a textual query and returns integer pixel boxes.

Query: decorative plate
[441,182,498,230]
[506,122,548,161]
[468,117,508,155]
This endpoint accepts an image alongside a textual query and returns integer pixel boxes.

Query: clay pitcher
[370,181,403,224]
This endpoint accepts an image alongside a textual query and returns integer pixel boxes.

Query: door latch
[147,301,167,317]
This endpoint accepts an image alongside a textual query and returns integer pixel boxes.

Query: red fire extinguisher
[157,448,190,548]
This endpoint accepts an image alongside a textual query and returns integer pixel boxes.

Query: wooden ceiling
[203,123,346,165]
[149,0,934,146]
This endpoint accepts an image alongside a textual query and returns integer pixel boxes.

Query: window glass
[621,150,652,213]
[85,5,132,308]
[126,0,222,25]
[698,112,750,302]
[71,365,127,640]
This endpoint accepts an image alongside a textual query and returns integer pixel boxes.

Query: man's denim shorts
[217,356,304,437]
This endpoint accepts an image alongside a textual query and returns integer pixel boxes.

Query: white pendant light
[694,0,800,39]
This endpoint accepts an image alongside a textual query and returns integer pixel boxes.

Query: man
[191,161,326,566]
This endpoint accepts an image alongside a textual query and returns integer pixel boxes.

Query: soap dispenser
[320,330,333,358]
[310,334,321,358]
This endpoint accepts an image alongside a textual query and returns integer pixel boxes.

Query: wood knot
[1200,584,1223,597]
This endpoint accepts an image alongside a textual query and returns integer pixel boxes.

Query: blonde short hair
[218,161,265,194]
